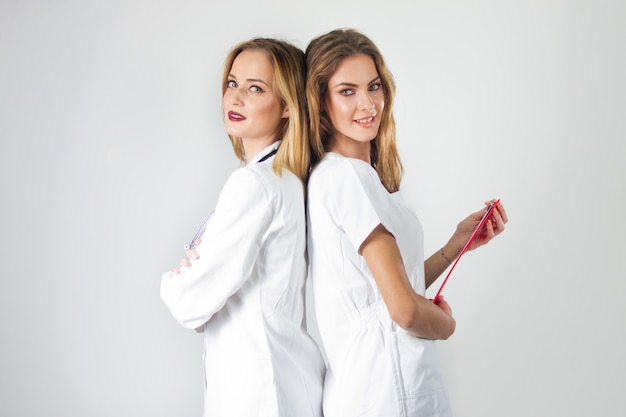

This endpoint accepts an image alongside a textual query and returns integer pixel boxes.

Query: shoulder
[310,152,369,174]
[225,163,301,204]
[226,164,266,190]
[310,153,377,185]
[220,164,272,209]
[309,153,382,196]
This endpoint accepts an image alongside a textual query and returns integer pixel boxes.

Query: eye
[369,83,382,92]
[250,85,264,93]
[227,80,237,88]
[339,89,355,96]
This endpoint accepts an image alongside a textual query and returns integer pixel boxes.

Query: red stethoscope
[432,199,500,304]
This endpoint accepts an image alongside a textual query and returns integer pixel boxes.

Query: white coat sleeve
[326,159,391,252]
[160,167,271,330]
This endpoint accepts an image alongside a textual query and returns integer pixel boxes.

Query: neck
[328,139,371,164]
[242,137,276,164]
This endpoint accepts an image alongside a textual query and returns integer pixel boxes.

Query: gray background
[1,0,624,416]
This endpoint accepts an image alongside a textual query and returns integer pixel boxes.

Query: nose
[227,87,244,106]
[359,93,376,114]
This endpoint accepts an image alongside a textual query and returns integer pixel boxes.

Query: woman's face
[223,49,287,144]
[325,54,384,153]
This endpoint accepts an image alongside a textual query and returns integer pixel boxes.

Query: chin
[224,125,242,137]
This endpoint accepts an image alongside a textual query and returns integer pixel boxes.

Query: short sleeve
[160,167,272,329]
[321,157,392,252]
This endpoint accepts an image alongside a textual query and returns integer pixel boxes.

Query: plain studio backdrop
[1,0,624,416]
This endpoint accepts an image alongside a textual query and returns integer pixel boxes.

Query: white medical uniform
[307,153,452,417]
[161,143,325,417]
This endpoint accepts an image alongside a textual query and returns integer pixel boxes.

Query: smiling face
[324,54,384,158]
[222,49,288,148]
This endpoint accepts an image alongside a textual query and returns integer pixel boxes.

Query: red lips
[228,111,245,121]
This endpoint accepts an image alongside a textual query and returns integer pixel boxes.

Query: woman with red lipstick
[305,29,508,417]
[161,38,324,417]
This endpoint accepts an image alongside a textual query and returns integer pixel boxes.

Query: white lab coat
[161,143,324,417]
[307,153,452,417]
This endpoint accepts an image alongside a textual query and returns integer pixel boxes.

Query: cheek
[257,100,284,127]
[260,97,280,114]
[375,95,385,112]
[327,99,351,123]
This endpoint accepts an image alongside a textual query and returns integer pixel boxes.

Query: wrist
[443,236,465,261]
[439,247,452,265]
[442,240,462,262]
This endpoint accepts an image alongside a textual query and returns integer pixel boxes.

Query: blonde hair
[222,38,310,183]
[306,29,403,192]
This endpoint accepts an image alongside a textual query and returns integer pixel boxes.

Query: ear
[281,106,289,119]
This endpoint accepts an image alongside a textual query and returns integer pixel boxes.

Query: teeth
[356,116,374,123]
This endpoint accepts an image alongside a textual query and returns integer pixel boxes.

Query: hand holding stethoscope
[172,238,202,275]
[170,146,279,275]
[171,212,212,274]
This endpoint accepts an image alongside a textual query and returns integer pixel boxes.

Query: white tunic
[161,143,324,417]
[307,153,452,417]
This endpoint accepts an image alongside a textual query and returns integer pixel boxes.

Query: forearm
[362,225,456,340]
[424,240,462,289]
[426,201,509,288]
[160,267,228,330]
[401,293,456,340]
[161,234,258,329]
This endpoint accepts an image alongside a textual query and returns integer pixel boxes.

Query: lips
[354,115,376,127]
[228,111,246,121]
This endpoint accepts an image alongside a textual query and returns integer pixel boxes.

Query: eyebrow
[228,74,270,87]
[332,76,381,89]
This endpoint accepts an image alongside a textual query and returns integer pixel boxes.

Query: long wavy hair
[306,29,403,192]
[222,38,310,184]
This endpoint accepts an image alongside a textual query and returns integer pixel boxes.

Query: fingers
[490,202,508,235]
[185,248,199,261]
[485,215,497,237]
[436,295,453,316]
[172,238,203,275]
[171,254,196,275]
[484,199,497,206]
[185,239,201,258]
[484,200,508,222]
[482,199,508,235]
[495,201,508,224]
[492,210,504,234]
